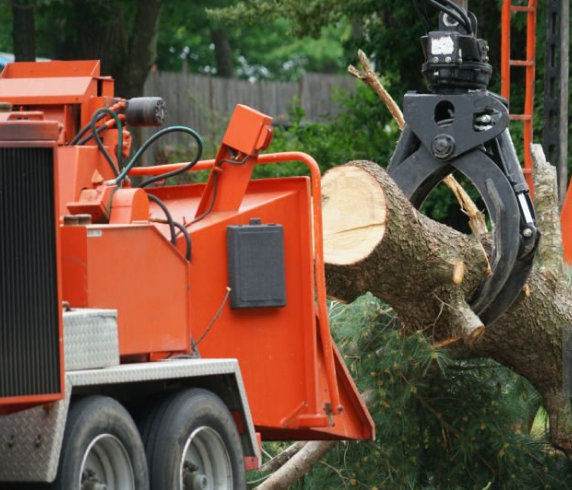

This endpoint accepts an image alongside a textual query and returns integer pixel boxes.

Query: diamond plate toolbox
[63,309,119,371]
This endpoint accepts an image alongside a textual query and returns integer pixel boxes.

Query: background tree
[156,2,350,81]
[11,0,36,61]
[40,0,165,99]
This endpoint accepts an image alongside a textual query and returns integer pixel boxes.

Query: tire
[50,395,149,490]
[140,388,246,490]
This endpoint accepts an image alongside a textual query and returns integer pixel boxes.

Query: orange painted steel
[131,128,344,415]
[562,191,572,262]
[142,174,372,439]
[61,224,191,356]
[131,151,342,414]
[0,61,374,441]
[0,60,116,142]
[501,0,538,192]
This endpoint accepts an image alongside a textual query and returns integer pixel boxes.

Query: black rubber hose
[69,112,106,145]
[413,0,431,32]
[440,0,473,33]
[76,122,110,146]
[173,222,192,261]
[125,126,202,188]
[147,193,176,245]
[425,0,472,33]
[89,108,122,177]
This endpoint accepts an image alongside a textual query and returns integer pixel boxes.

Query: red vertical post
[523,0,538,191]
[500,0,538,194]
[501,0,512,101]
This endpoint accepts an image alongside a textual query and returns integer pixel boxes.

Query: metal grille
[0,147,61,397]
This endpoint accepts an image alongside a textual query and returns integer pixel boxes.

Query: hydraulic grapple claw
[389,4,539,326]
[388,92,539,326]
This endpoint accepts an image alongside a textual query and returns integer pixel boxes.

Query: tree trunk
[322,157,572,457]
[118,0,166,99]
[12,0,35,61]
[57,0,164,99]
[60,0,128,80]
[211,28,234,78]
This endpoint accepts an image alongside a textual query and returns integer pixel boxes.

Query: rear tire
[141,388,246,490]
[51,395,149,490]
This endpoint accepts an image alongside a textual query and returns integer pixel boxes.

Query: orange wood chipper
[0,60,374,490]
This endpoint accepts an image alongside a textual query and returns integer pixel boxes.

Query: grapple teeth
[388,93,539,325]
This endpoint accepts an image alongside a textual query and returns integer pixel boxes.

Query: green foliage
[157,2,349,80]
[209,0,567,181]
[207,0,356,38]
[251,84,400,180]
[258,295,571,490]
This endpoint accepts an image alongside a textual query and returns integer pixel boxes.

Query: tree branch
[347,50,404,129]
[254,441,337,490]
[531,143,564,279]
[259,441,307,473]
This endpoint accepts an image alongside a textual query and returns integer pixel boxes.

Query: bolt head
[431,134,456,160]
[523,228,533,238]
[445,56,452,63]
[432,56,439,63]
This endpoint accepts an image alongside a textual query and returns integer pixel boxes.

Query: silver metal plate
[0,380,71,482]
[63,309,119,371]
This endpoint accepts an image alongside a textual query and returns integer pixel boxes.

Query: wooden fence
[142,72,357,152]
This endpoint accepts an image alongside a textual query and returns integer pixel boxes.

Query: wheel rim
[180,426,233,490]
[79,434,135,490]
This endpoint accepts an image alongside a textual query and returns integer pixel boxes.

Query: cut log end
[322,165,388,265]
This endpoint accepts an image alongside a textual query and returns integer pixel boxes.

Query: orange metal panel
[132,151,344,417]
[149,174,373,440]
[561,184,572,263]
[84,225,190,356]
[0,77,96,102]
[0,60,101,79]
[0,60,116,145]
[110,189,150,225]
[62,224,190,356]
[58,146,118,218]
[61,226,89,307]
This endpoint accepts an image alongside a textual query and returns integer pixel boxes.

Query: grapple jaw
[389,4,539,325]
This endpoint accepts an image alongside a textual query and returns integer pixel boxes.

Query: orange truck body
[0,60,374,442]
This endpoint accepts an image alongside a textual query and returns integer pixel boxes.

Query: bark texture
[256,442,337,490]
[323,160,572,456]
[259,441,307,473]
